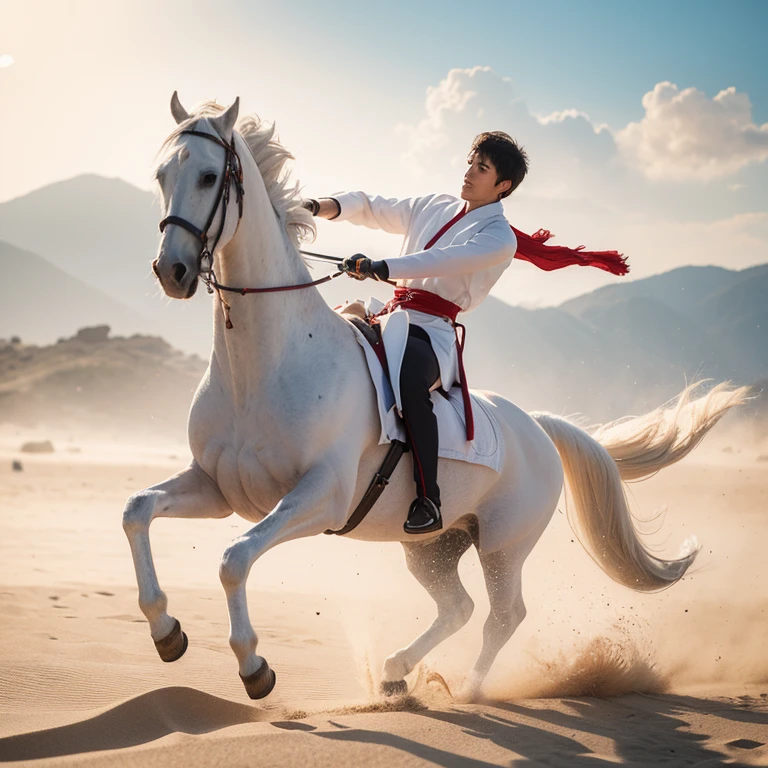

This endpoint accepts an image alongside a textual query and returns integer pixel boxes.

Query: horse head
[152,92,243,299]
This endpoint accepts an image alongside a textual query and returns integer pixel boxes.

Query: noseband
[158,129,245,271]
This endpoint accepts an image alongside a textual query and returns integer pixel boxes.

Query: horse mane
[156,100,317,248]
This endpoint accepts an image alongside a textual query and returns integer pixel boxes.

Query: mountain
[0,175,215,354]
[0,328,205,437]
[0,241,151,344]
[1,174,766,421]
[0,174,160,301]
[461,300,680,418]
[559,263,768,387]
[0,175,384,357]
[692,264,768,382]
[560,265,749,320]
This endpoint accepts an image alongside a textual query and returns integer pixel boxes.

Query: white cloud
[397,67,616,198]
[616,82,768,181]
[396,66,531,180]
[537,108,589,124]
[391,67,768,305]
[0,54,15,68]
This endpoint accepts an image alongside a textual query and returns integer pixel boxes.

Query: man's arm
[386,225,517,280]
[303,198,341,219]
[306,192,418,235]
[315,198,342,219]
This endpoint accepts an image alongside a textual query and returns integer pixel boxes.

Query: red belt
[376,287,474,441]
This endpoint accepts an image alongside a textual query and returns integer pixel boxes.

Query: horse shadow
[310,692,768,767]
[1,687,765,764]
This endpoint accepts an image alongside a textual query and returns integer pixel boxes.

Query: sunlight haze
[1,0,766,307]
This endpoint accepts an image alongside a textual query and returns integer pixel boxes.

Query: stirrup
[404,497,442,535]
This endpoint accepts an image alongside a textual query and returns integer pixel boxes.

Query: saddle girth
[324,440,406,536]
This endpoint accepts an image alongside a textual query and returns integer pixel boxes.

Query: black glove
[302,198,320,216]
[342,254,389,281]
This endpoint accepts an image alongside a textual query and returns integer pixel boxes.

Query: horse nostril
[172,262,187,284]
[151,260,160,277]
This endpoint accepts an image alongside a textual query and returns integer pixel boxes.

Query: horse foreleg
[380,528,474,696]
[122,462,232,658]
[217,462,347,698]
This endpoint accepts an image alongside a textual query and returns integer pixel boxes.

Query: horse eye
[200,172,217,187]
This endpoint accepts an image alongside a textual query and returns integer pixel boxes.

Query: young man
[304,131,527,535]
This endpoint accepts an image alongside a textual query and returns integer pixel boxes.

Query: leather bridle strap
[209,271,344,295]
[158,129,245,266]
[159,215,205,242]
[155,127,374,328]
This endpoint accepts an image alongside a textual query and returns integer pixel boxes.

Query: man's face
[461,151,510,205]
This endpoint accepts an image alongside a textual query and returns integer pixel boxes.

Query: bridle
[156,126,368,328]
[158,129,245,278]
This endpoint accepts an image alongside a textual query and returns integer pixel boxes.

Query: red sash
[423,207,469,250]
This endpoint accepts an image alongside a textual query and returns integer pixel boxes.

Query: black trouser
[399,325,441,507]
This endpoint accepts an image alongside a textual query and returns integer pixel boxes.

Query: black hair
[469,131,528,198]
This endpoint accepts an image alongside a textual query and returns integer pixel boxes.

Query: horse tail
[530,382,748,591]
[588,381,751,481]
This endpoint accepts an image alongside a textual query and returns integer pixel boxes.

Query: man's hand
[302,198,320,216]
[341,254,390,281]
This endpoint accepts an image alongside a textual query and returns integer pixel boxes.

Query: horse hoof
[240,660,277,700]
[380,679,408,697]
[154,619,188,663]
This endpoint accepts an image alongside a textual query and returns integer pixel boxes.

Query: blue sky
[2,0,767,305]
[237,0,768,127]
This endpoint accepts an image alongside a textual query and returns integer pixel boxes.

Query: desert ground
[0,421,767,767]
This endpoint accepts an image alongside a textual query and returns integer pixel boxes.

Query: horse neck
[209,161,335,400]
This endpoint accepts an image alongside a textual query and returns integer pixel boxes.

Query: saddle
[323,301,503,536]
[339,299,501,461]
[345,309,450,400]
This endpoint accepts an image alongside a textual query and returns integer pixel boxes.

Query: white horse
[123,94,749,701]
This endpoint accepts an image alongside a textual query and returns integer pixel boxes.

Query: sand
[1,426,767,766]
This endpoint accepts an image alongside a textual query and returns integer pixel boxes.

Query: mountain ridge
[0,240,152,343]
[1,174,765,420]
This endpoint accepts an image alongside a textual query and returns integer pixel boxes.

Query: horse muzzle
[152,251,200,299]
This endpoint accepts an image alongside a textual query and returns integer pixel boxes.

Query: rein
[202,249,391,327]
[204,268,344,295]
[200,262,346,329]
[206,249,348,294]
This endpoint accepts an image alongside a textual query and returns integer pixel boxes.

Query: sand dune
[1,428,767,765]
[3,688,767,766]
[0,687,265,761]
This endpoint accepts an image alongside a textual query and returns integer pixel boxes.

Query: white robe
[332,192,517,412]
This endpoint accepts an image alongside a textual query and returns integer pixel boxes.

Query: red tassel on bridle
[512,226,629,276]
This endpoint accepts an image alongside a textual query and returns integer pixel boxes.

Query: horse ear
[210,97,240,141]
[170,91,190,124]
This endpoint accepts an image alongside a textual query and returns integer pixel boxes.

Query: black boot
[404,497,443,535]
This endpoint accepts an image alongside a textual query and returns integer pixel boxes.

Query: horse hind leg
[380,527,475,696]
[456,538,530,703]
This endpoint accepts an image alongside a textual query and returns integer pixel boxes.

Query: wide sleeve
[386,224,518,279]
[330,191,417,235]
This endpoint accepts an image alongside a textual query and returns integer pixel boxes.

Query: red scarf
[425,205,629,276]
[512,226,628,275]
